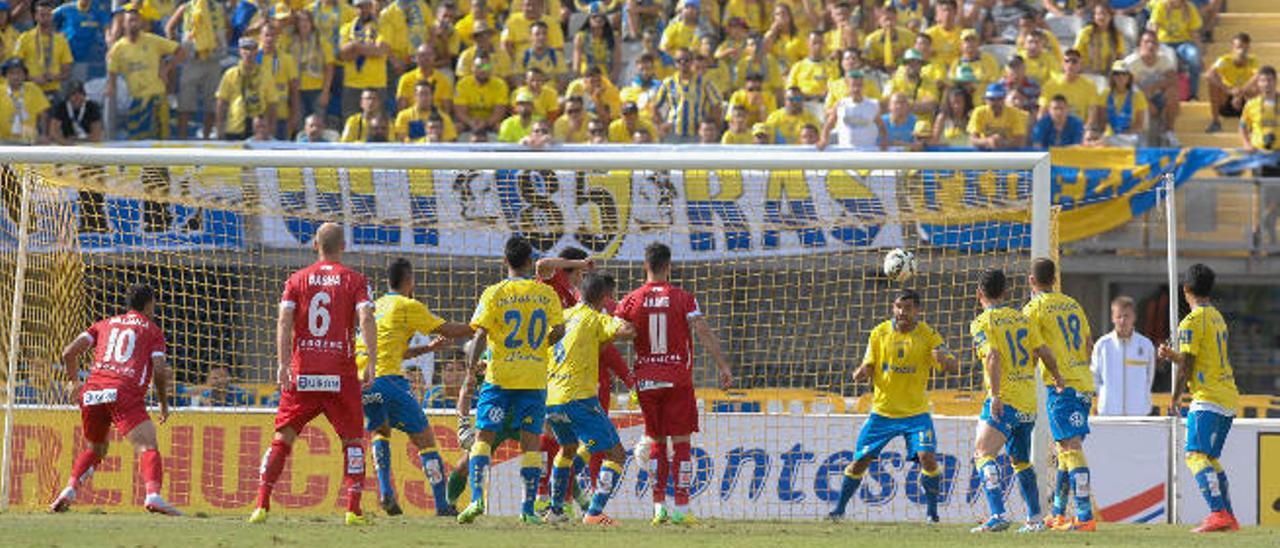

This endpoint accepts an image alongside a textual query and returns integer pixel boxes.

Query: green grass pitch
[1,513,1277,547]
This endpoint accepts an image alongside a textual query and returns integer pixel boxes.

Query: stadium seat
[979,44,1017,67]
[1045,15,1083,46]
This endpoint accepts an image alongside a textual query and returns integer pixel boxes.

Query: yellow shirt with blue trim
[396,66,454,110]
[786,57,837,97]
[470,278,565,390]
[547,304,624,405]
[863,320,948,418]
[971,306,1044,414]
[1023,291,1093,392]
[379,0,434,60]
[502,12,565,53]
[13,29,73,93]
[0,82,51,143]
[339,18,388,89]
[967,104,1028,139]
[764,107,819,144]
[356,293,446,380]
[1150,0,1202,44]
[309,0,357,52]
[1241,95,1279,149]
[107,32,180,99]
[1039,74,1102,120]
[1177,305,1239,410]
[393,106,458,142]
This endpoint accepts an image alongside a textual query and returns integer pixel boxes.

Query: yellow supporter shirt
[215,64,278,135]
[497,114,540,142]
[1102,88,1148,135]
[1023,291,1094,392]
[887,70,939,106]
[1211,54,1259,89]
[722,0,769,33]
[608,118,657,142]
[517,47,567,80]
[863,27,916,70]
[260,50,299,119]
[0,82,50,143]
[546,303,624,405]
[14,29,73,93]
[968,105,1028,138]
[379,0,433,60]
[863,320,949,418]
[725,89,777,125]
[1241,95,1280,149]
[1074,25,1127,75]
[949,53,1000,89]
[1177,305,1239,410]
[764,108,819,144]
[971,306,1044,414]
[659,18,698,55]
[455,75,509,120]
[393,106,458,142]
[309,0,357,51]
[1150,0,1202,44]
[356,293,446,380]
[502,13,564,52]
[106,32,179,99]
[566,77,622,119]
[1040,74,1102,120]
[771,33,809,66]
[720,127,754,144]
[340,113,374,142]
[339,18,388,89]
[924,24,962,66]
[470,278,565,390]
[511,85,559,118]
[292,37,335,91]
[1021,50,1059,85]
[786,58,838,97]
[396,66,453,109]
[553,115,591,143]
[455,46,514,79]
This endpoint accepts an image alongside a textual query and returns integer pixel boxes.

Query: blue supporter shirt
[53,1,112,68]
[880,113,917,147]
[1031,113,1084,148]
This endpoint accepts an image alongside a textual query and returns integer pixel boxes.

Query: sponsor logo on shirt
[296,374,342,392]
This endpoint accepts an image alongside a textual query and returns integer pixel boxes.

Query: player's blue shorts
[1186,408,1234,458]
[854,412,937,461]
[475,383,546,435]
[1046,387,1092,442]
[980,398,1036,464]
[362,375,428,434]
[547,397,622,454]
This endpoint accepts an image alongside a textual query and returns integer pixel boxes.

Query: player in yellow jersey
[1022,259,1096,532]
[357,258,474,517]
[828,289,957,523]
[458,235,566,525]
[970,269,1064,534]
[543,272,635,526]
[1159,263,1241,533]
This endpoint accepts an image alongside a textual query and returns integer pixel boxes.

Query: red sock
[589,453,604,488]
[538,434,558,497]
[256,439,291,510]
[140,449,163,496]
[69,449,102,489]
[651,439,669,504]
[672,441,692,507]
[342,441,366,515]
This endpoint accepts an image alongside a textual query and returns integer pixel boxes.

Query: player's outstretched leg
[406,427,456,517]
[446,458,469,509]
[371,434,402,516]
[1211,459,1239,530]
[52,442,107,513]
[458,440,491,524]
[829,467,864,519]
[1188,452,1235,532]
[1012,461,1043,532]
[918,453,942,523]
[970,456,1011,533]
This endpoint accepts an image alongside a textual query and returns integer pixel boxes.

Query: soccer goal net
[0,146,1052,521]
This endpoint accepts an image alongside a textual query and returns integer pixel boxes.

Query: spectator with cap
[1030,93,1084,147]
[818,69,883,149]
[1103,60,1147,145]
[394,79,456,142]
[1040,49,1101,129]
[750,122,772,145]
[969,82,1027,149]
[880,92,920,149]
[0,59,50,143]
[609,99,656,142]
[767,86,820,144]
[456,19,513,83]
[215,38,278,141]
[453,54,508,135]
[396,44,451,113]
[932,85,974,146]
[510,67,558,120]
[521,117,554,147]
[52,0,111,82]
[1147,0,1202,99]
[47,80,101,144]
[14,0,71,99]
[787,31,835,101]
[652,47,721,143]
[340,87,385,141]
[1125,30,1181,145]
[517,21,566,86]
[924,0,963,67]
[825,49,881,115]
[660,0,701,57]
[566,65,621,120]
[296,113,336,142]
[726,72,775,126]
[1075,3,1127,76]
[1205,33,1259,134]
[950,63,981,103]
[165,0,228,139]
[574,3,620,83]
[497,88,540,142]
[553,95,590,142]
[720,104,753,143]
[337,0,388,117]
[863,5,916,72]
[258,24,301,139]
[503,0,562,58]
[106,6,184,140]
[950,28,1000,91]
[886,48,938,116]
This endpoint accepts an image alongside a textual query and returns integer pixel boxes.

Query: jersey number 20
[504,309,549,350]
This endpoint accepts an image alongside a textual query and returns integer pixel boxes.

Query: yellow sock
[471,441,492,459]
[521,451,542,468]
[553,453,574,469]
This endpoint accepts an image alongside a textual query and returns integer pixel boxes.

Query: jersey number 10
[648,314,668,354]
[104,327,137,363]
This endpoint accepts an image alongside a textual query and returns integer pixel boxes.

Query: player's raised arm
[276,301,295,393]
[535,257,594,280]
[692,316,733,389]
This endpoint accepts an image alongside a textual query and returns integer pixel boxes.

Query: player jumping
[615,242,734,526]
[250,223,378,526]
[457,235,566,525]
[969,269,1064,533]
[50,284,182,516]
[1159,263,1241,533]
[1023,259,1097,532]
[544,272,636,525]
[828,289,957,523]
[360,258,474,517]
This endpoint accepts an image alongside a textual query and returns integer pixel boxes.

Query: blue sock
[1194,467,1225,512]
[418,449,449,512]
[979,458,1006,517]
[1217,470,1233,515]
[1052,466,1069,516]
[468,442,492,505]
[921,469,941,520]
[587,461,623,516]
[372,436,394,500]
[571,453,587,499]
[1070,466,1093,522]
[549,455,573,509]
[520,466,542,515]
[1015,464,1041,519]
[831,472,862,516]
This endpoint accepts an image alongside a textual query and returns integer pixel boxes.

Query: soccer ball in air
[883,249,917,282]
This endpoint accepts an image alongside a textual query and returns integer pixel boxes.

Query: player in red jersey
[615,242,733,526]
[50,284,181,516]
[534,247,635,513]
[249,223,378,526]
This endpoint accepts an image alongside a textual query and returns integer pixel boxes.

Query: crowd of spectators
[0,0,1275,151]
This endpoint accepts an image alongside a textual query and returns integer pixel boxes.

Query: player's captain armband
[972,331,988,349]
[296,375,342,392]
[82,388,118,406]
[1178,329,1193,346]
[637,380,675,392]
